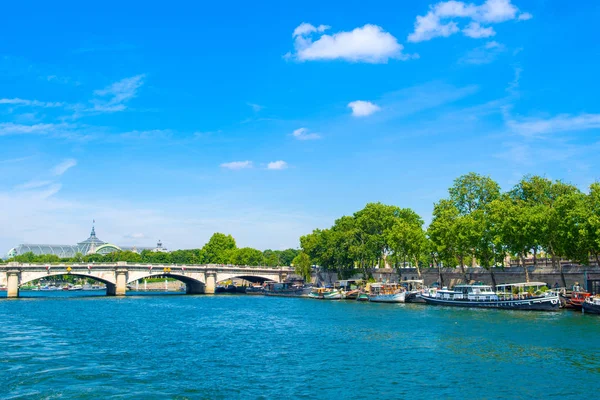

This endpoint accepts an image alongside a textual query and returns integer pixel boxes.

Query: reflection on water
[1,293,599,399]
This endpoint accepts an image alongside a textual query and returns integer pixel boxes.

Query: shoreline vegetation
[4,173,599,288]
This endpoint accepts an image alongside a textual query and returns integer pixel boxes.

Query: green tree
[292,252,312,282]
[263,250,280,266]
[202,233,237,264]
[386,209,428,277]
[230,247,264,266]
[586,183,600,265]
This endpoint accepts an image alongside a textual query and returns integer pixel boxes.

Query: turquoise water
[1,292,599,399]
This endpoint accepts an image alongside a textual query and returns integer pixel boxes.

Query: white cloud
[92,74,145,112]
[407,12,460,42]
[348,100,381,117]
[408,0,531,42]
[518,12,533,21]
[0,122,66,136]
[0,98,64,108]
[267,160,288,170]
[289,23,417,63]
[14,180,54,190]
[293,23,330,37]
[247,102,264,112]
[460,41,506,64]
[220,161,253,170]
[507,114,600,137]
[292,127,321,140]
[462,22,496,38]
[52,159,77,176]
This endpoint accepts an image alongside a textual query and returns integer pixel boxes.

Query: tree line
[297,173,600,287]
[7,232,300,267]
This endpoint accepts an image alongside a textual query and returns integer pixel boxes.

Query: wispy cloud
[460,41,506,64]
[14,180,54,190]
[91,74,145,112]
[267,160,288,170]
[0,155,35,164]
[0,98,64,108]
[52,159,77,176]
[507,113,600,137]
[408,0,531,43]
[247,102,264,112]
[292,127,321,140]
[287,23,417,63]
[348,100,381,117]
[0,122,66,136]
[220,161,253,170]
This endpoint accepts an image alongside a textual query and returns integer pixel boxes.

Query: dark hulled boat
[263,281,311,297]
[582,296,600,314]
[421,283,561,311]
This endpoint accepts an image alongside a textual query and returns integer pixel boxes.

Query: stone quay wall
[315,265,600,291]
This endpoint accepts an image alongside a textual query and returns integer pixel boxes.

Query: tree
[278,249,300,266]
[387,219,428,277]
[292,252,312,282]
[230,247,264,266]
[353,203,402,272]
[586,183,600,265]
[509,175,581,286]
[449,172,501,215]
[201,233,237,264]
[263,250,280,266]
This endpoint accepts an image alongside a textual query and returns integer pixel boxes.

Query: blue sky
[1,0,599,252]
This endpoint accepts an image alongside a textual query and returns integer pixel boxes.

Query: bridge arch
[215,273,279,284]
[17,271,117,294]
[127,272,205,294]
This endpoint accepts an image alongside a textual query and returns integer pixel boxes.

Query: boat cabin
[401,279,424,291]
[496,282,551,299]
[435,284,498,301]
[369,282,403,295]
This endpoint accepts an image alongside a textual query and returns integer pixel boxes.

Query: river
[1,292,599,399]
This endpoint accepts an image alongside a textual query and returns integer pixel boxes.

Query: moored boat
[402,280,426,303]
[263,281,311,297]
[68,284,83,291]
[368,283,405,303]
[343,289,360,300]
[582,296,600,315]
[245,284,265,295]
[563,291,591,310]
[356,292,369,302]
[421,283,561,311]
[308,287,342,300]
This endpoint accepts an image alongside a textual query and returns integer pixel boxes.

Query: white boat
[368,283,406,303]
[68,285,83,291]
[82,284,106,291]
[308,287,342,300]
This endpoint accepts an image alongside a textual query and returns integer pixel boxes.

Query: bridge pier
[114,269,128,296]
[7,270,20,298]
[205,272,216,294]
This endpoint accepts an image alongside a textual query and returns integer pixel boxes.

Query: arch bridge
[0,262,293,298]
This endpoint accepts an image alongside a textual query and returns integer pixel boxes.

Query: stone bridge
[0,262,294,298]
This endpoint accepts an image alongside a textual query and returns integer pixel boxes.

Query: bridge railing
[1,262,294,270]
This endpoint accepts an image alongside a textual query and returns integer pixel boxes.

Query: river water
[1,292,599,399]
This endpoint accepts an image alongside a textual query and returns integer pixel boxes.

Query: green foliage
[230,247,264,265]
[201,233,237,264]
[292,252,312,282]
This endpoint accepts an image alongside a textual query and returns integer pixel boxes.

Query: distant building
[7,225,167,259]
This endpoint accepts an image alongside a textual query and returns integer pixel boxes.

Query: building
[6,225,167,259]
